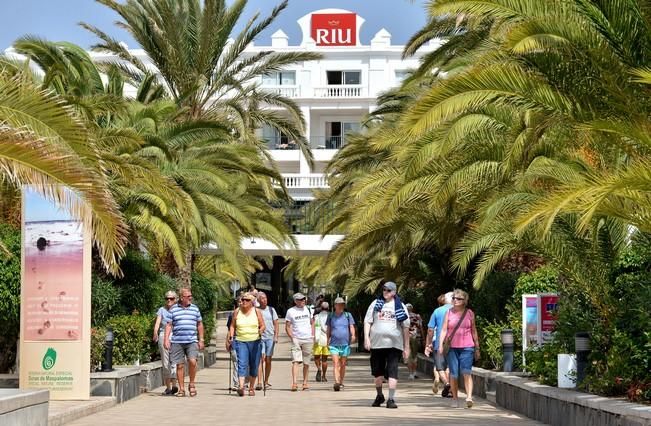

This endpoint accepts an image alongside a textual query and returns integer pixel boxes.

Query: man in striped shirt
[164,287,205,397]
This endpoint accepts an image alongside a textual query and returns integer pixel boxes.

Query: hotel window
[395,70,410,83]
[326,70,361,85]
[262,71,296,86]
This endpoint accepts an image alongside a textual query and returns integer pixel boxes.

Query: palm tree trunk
[178,251,194,288]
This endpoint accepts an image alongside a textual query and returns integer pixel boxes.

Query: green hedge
[105,314,155,365]
[0,224,21,373]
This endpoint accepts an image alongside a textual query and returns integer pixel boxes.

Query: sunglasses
[452,296,465,301]
[242,299,252,302]
[382,288,394,292]
[165,297,176,301]
[296,298,306,301]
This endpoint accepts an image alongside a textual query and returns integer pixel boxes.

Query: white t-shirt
[260,306,278,340]
[364,299,410,350]
[285,306,313,340]
[314,311,329,347]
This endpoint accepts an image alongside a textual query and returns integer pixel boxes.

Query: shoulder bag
[442,309,467,356]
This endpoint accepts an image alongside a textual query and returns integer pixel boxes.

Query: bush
[0,223,21,373]
[91,277,122,326]
[111,250,169,315]
[105,314,154,365]
[90,327,106,372]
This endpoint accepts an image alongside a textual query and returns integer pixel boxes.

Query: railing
[313,85,364,98]
[264,136,299,150]
[310,136,345,150]
[260,85,299,98]
[281,174,329,189]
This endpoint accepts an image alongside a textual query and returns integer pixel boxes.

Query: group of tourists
[152,281,481,410]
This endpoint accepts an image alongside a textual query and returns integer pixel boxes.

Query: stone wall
[0,389,48,426]
[417,354,651,426]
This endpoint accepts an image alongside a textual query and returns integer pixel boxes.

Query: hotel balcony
[262,85,300,98]
[282,174,328,189]
[313,85,365,98]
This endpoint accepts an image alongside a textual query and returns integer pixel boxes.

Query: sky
[0,0,429,51]
[24,189,74,223]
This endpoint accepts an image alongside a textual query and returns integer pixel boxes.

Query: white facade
[254,9,438,203]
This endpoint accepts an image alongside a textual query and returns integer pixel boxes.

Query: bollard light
[501,329,514,372]
[574,332,591,385]
[101,327,114,372]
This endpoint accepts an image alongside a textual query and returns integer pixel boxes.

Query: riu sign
[311,13,357,46]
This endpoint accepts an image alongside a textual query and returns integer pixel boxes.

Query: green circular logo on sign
[42,347,57,370]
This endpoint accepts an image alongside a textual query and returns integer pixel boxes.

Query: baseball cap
[405,303,413,310]
[383,281,397,292]
[321,301,329,309]
[293,292,306,300]
[334,297,345,304]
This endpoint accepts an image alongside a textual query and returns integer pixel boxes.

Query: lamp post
[575,332,591,385]
[501,329,514,372]
[101,327,114,372]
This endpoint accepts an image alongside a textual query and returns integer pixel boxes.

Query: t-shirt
[408,312,423,339]
[428,304,452,349]
[285,306,313,340]
[234,308,259,342]
[156,306,172,334]
[447,309,476,349]
[260,306,278,340]
[169,303,203,344]
[326,311,355,346]
[364,299,410,350]
[314,311,330,346]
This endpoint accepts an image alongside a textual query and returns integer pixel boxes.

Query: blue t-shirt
[156,306,173,334]
[428,304,452,349]
[326,311,355,346]
[169,303,203,344]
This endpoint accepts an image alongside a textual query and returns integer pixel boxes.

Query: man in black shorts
[363,281,410,409]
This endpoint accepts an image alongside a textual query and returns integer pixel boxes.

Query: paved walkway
[67,319,543,425]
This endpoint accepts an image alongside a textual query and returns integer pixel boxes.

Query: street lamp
[501,329,514,372]
[101,327,114,372]
[575,332,591,385]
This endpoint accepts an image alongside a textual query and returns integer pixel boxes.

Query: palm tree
[83,0,321,159]
[0,61,127,272]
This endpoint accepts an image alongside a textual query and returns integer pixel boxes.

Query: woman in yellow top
[227,292,265,396]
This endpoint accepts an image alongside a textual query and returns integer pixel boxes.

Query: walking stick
[228,345,232,395]
[262,350,266,397]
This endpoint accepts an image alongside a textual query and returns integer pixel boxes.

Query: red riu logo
[311,13,357,46]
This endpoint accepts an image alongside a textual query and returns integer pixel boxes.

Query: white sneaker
[408,373,415,380]
[450,399,460,408]
[466,399,473,408]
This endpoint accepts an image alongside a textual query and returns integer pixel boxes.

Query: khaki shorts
[291,339,313,363]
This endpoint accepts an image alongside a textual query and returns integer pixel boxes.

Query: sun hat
[334,297,345,304]
[293,292,306,300]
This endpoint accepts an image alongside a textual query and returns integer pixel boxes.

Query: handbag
[442,309,468,356]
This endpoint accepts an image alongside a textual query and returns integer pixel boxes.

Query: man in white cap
[364,281,410,409]
[285,292,314,391]
[313,301,331,382]
[326,297,356,391]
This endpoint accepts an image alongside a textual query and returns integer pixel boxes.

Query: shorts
[435,352,448,371]
[158,333,176,380]
[261,339,275,357]
[408,337,420,363]
[447,347,474,379]
[329,345,351,358]
[291,339,313,363]
[170,342,199,365]
[313,343,331,356]
[370,347,402,380]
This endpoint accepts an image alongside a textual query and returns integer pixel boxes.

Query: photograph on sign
[23,188,84,341]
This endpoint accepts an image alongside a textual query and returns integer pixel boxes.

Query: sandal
[290,384,298,392]
[264,383,272,388]
[176,390,186,397]
[255,384,263,391]
[248,389,255,396]
[302,384,309,391]
[188,383,197,397]
[237,387,245,397]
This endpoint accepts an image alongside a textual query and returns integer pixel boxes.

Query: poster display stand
[522,293,559,365]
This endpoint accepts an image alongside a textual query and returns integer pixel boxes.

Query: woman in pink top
[438,289,480,409]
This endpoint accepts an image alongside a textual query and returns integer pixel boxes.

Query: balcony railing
[261,85,299,98]
[282,174,329,189]
[264,136,299,150]
[314,85,364,98]
[311,136,346,150]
